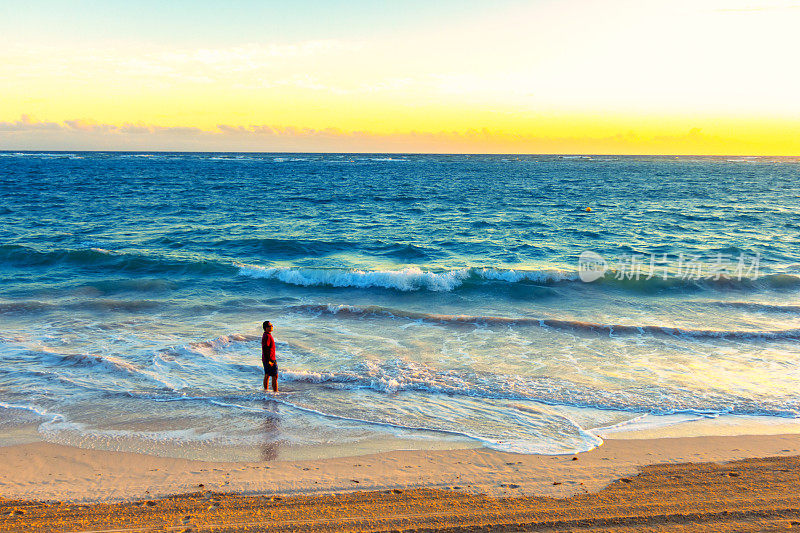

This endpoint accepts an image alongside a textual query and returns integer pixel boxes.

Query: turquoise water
[1,152,799,458]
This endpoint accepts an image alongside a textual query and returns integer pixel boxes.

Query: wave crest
[238,263,800,293]
[238,265,574,291]
[290,304,800,340]
[238,265,472,291]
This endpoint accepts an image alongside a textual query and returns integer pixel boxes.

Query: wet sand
[2,434,800,531]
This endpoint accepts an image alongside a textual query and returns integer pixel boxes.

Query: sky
[1,0,799,154]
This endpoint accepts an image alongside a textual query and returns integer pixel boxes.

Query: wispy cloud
[0,40,365,90]
[714,2,800,12]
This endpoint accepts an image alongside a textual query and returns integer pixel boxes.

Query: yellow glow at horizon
[1,0,799,153]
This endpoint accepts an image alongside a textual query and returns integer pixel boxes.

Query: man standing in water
[262,321,278,392]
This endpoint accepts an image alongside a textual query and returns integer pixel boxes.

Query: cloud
[1,116,206,137]
[64,119,116,133]
[216,124,250,135]
[152,126,203,135]
[214,124,346,137]
[714,2,800,12]
[118,123,154,134]
[1,115,797,155]
[0,114,61,132]
[159,40,360,67]
[0,40,365,91]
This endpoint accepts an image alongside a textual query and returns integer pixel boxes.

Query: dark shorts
[263,362,278,377]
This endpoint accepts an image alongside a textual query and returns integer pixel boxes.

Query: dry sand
[1,433,800,531]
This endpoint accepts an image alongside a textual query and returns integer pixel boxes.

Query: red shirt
[261,332,276,363]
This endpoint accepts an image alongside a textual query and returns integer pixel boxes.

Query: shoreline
[2,433,800,532]
[2,432,799,503]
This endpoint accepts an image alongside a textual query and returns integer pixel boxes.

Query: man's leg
[263,373,269,390]
[270,374,278,392]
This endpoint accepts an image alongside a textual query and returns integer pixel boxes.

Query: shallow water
[1,152,799,459]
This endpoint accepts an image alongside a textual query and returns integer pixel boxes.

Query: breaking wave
[238,263,800,293]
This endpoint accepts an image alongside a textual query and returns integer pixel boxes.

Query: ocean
[1,151,799,460]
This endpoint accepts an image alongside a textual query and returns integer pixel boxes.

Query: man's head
[263,320,273,332]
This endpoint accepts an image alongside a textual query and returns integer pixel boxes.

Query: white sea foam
[188,333,256,353]
[150,354,191,390]
[474,267,579,283]
[0,152,78,158]
[270,395,599,454]
[40,420,244,444]
[30,350,143,375]
[236,265,579,291]
[237,265,471,291]
[0,402,64,426]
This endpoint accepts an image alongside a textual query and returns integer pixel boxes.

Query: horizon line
[1,149,798,158]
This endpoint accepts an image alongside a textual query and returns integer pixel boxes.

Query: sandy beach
[2,432,800,531]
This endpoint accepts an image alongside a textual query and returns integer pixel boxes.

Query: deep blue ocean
[2,151,800,459]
